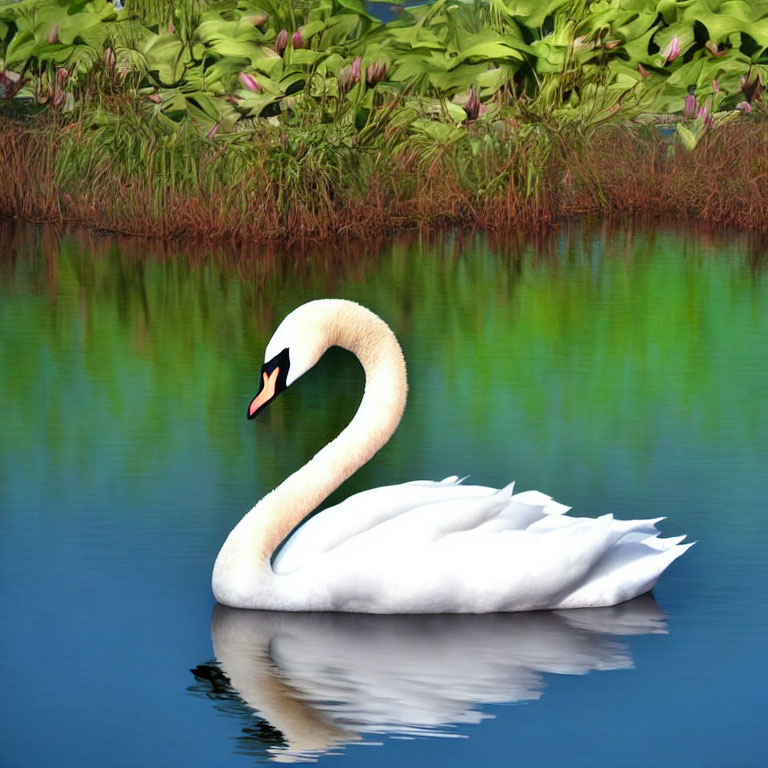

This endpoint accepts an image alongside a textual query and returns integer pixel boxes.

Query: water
[0,222,766,768]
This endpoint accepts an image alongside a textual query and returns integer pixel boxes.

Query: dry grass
[1,115,766,245]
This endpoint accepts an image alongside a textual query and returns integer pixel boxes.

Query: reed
[2,107,766,243]
[2,1,767,241]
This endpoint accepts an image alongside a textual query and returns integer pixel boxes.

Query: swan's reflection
[193,597,666,761]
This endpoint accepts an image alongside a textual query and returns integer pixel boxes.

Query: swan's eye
[247,348,290,419]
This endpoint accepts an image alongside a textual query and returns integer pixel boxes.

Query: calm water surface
[0,222,766,767]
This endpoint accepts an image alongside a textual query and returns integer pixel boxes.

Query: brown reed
[1,116,766,245]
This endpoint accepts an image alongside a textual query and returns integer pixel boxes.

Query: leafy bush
[1,0,766,137]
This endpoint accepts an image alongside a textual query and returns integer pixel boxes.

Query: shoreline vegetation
[1,0,767,244]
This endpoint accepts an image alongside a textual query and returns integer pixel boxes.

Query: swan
[212,299,691,612]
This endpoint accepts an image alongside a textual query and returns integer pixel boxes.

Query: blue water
[0,222,766,767]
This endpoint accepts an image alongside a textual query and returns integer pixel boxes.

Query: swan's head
[247,301,336,419]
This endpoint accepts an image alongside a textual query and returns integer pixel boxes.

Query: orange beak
[248,366,280,418]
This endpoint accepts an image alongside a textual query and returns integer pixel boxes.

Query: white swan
[212,299,691,612]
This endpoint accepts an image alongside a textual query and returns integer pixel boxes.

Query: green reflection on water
[2,220,767,768]
[1,222,766,529]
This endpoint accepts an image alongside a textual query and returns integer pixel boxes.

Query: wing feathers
[273,476,690,612]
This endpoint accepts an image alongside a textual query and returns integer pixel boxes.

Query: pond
[0,221,766,767]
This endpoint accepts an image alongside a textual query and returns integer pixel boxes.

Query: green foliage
[1,0,766,136]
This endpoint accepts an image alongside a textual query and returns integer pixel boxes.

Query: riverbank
[2,114,767,244]
[2,0,767,243]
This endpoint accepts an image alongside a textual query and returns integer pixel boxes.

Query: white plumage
[271,477,689,612]
[212,300,690,612]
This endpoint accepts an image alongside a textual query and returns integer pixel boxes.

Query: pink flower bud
[238,72,262,92]
[339,58,362,94]
[48,24,59,44]
[148,92,162,104]
[206,121,220,140]
[292,30,303,49]
[366,60,387,85]
[741,74,761,102]
[52,87,66,108]
[637,63,649,79]
[712,79,720,93]
[350,56,362,82]
[696,105,713,127]
[661,36,681,63]
[737,100,752,113]
[274,29,288,57]
[683,93,696,116]
[464,87,481,122]
[705,41,726,57]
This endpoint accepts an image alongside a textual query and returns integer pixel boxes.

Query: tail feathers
[557,540,692,609]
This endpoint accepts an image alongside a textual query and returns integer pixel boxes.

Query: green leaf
[509,0,572,29]
[676,122,699,152]
[290,48,323,66]
[445,100,467,123]
[452,33,524,67]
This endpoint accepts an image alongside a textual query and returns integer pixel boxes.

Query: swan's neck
[213,303,407,603]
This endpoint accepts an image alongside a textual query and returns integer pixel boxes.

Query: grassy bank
[2,113,767,242]
[2,1,767,242]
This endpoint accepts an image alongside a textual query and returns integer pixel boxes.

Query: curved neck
[214,303,407,595]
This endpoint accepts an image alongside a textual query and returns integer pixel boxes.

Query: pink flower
[238,72,262,92]
[712,79,720,93]
[741,74,761,102]
[705,41,726,57]
[274,29,288,57]
[48,24,59,44]
[683,93,696,116]
[56,67,68,87]
[696,105,713,127]
[464,87,481,122]
[0,70,23,100]
[338,58,362,94]
[291,30,303,49]
[366,60,387,85]
[661,36,681,63]
[350,56,362,83]
[737,100,752,113]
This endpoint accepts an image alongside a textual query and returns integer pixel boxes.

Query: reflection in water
[2,222,767,768]
[191,597,666,761]
[3,220,767,510]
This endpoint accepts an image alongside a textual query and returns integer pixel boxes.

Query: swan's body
[213,299,690,613]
